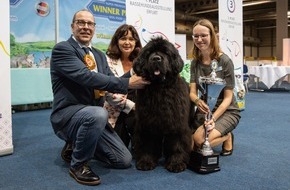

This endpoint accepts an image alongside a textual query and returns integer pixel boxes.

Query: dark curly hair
[106,24,142,62]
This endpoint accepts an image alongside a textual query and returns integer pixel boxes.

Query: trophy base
[188,151,220,174]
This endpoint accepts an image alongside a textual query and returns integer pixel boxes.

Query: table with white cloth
[248,65,290,89]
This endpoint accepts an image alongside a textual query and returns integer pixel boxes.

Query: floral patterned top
[104,56,135,128]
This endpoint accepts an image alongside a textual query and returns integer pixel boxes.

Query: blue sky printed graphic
[10,0,125,43]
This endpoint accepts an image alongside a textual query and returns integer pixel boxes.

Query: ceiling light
[191,8,218,14]
[243,0,274,7]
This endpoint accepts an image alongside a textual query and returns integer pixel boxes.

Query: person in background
[50,9,149,186]
[189,19,240,156]
[104,24,142,150]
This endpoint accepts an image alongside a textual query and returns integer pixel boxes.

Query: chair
[243,64,249,93]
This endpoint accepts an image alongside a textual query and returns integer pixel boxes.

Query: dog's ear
[165,40,184,74]
[133,45,150,76]
[171,47,184,74]
[132,47,143,75]
[129,47,141,62]
[133,57,143,76]
[175,54,184,73]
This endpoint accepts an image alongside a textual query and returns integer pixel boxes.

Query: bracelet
[193,97,200,105]
[212,115,216,122]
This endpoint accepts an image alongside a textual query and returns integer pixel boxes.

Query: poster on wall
[10,0,55,69]
[125,0,175,46]
[219,0,245,110]
[59,0,126,52]
[0,0,13,156]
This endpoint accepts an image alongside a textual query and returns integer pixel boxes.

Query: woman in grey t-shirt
[189,19,240,156]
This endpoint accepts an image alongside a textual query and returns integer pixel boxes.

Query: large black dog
[133,37,192,173]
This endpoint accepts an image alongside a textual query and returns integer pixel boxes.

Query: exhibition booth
[1,0,244,156]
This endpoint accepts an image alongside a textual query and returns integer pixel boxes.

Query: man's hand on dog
[129,75,150,89]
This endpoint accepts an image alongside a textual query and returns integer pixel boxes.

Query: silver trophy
[189,59,225,174]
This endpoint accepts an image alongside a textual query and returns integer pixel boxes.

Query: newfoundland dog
[133,37,192,173]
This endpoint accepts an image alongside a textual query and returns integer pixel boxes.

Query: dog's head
[133,37,184,83]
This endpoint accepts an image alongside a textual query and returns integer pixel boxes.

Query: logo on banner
[227,0,236,13]
[10,0,23,7]
[87,0,126,22]
[35,1,50,17]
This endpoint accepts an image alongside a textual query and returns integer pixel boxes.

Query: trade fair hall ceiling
[175,0,290,34]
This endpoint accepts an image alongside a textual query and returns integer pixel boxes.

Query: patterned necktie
[82,47,104,98]
[83,47,90,55]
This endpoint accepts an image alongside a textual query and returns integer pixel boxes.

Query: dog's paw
[136,159,157,171]
[165,162,187,173]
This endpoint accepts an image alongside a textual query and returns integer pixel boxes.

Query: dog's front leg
[163,133,191,173]
[135,132,162,171]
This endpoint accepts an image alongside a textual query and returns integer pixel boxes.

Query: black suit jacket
[50,36,130,133]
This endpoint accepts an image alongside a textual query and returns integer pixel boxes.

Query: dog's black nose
[152,55,162,62]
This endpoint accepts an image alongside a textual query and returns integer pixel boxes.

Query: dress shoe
[61,142,73,163]
[220,132,234,156]
[69,164,101,186]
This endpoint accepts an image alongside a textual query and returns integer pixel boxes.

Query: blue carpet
[1,91,290,190]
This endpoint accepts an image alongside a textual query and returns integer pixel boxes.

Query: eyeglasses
[74,20,96,28]
[192,34,209,40]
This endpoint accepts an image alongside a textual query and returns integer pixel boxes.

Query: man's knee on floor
[114,153,132,169]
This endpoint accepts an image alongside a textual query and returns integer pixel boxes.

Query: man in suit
[50,9,149,186]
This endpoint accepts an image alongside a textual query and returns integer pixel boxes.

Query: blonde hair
[191,19,222,61]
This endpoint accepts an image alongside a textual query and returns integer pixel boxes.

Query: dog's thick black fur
[133,37,192,173]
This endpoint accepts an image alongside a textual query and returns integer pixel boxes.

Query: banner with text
[59,0,126,52]
[219,0,245,110]
[126,0,175,46]
[0,0,13,156]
